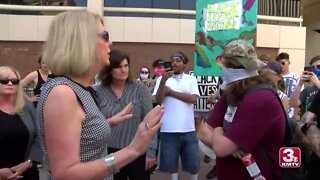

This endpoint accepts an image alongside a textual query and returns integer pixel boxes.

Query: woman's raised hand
[128,105,164,155]
[107,103,133,127]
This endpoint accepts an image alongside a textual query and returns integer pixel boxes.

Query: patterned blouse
[36,76,111,179]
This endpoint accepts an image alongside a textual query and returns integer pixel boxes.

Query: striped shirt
[95,80,157,157]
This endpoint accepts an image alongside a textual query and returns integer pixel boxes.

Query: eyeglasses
[0,78,20,85]
[98,31,109,42]
[140,71,149,74]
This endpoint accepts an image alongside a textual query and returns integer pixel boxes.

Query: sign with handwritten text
[206,0,242,31]
[194,0,258,76]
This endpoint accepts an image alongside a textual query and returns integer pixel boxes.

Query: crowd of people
[2,10,320,180]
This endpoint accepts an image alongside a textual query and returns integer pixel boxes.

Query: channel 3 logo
[279,147,301,168]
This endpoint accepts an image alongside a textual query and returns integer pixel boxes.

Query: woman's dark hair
[98,50,133,86]
[38,56,42,64]
[140,66,151,79]
[309,55,320,65]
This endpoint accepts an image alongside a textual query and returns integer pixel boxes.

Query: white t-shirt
[277,90,287,100]
[153,74,200,132]
[283,72,300,118]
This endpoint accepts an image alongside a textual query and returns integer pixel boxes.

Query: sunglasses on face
[140,71,149,74]
[0,78,20,85]
[312,65,320,69]
[98,31,109,42]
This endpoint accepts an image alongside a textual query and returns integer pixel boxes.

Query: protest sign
[194,0,258,76]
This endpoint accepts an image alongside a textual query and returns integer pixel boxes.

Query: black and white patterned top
[36,76,111,179]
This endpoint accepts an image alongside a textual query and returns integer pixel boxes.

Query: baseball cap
[152,58,165,67]
[223,39,265,71]
[265,61,282,75]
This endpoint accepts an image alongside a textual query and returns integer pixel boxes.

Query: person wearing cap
[259,60,289,112]
[153,52,200,180]
[276,52,300,119]
[152,59,165,80]
[205,39,286,179]
[150,59,165,108]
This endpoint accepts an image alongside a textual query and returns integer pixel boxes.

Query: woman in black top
[0,66,41,180]
[21,56,50,107]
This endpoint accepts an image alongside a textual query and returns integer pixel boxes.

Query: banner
[189,71,220,112]
[194,0,258,76]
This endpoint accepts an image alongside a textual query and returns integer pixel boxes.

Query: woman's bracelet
[26,160,33,168]
[104,153,117,175]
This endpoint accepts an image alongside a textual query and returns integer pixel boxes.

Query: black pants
[108,148,150,180]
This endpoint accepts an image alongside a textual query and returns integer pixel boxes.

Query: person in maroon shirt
[205,39,286,180]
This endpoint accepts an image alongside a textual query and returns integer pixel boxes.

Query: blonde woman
[0,66,41,180]
[36,11,163,180]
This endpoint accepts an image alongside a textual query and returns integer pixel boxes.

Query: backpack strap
[245,84,294,146]
[244,84,297,179]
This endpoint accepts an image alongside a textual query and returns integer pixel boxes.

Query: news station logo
[279,147,301,168]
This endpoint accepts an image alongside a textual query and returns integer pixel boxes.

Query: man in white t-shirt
[153,52,200,180]
[276,52,300,118]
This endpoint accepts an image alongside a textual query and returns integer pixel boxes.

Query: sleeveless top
[36,76,111,179]
[33,70,46,96]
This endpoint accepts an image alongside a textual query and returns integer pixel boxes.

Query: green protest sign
[194,0,258,76]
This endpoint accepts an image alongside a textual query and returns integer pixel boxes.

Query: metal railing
[0,4,303,26]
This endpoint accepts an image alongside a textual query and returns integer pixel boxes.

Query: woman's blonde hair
[0,66,25,114]
[42,11,102,76]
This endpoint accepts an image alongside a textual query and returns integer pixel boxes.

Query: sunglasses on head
[0,78,19,85]
[140,71,149,74]
[98,31,109,42]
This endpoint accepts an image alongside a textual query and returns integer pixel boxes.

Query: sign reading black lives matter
[189,71,220,112]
